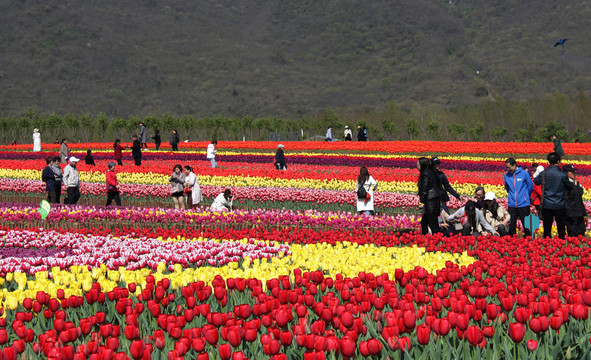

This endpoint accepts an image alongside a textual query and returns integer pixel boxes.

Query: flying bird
[554,38,568,59]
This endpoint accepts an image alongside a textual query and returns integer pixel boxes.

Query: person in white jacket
[33,129,41,152]
[183,165,203,208]
[356,166,378,215]
[211,189,233,212]
[207,140,218,168]
[63,156,81,205]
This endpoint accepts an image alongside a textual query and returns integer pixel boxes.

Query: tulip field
[1,140,591,359]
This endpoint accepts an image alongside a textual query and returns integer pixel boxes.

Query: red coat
[106,170,118,192]
[114,144,125,160]
[531,183,542,206]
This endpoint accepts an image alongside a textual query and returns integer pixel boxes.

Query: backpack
[357,185,367,200]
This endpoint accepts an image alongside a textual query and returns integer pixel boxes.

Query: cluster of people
[415,152,585,239]
[326,126,368,142]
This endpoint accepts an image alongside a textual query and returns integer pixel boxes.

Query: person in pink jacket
[106,162,121,206]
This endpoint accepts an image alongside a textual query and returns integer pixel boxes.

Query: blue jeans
[210,158,217,168]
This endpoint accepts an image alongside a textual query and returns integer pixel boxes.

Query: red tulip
[527,340,538,351]
[340,336,356,358]
[416,324,431,345]
[508,323,525,343]
[465,326,483,346]
[129,340,145,360]
[218,344,231,360]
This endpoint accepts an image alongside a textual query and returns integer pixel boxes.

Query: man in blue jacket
[534,152,573,239]
[504,158,534,236]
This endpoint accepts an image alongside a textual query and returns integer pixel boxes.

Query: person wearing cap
[325,126,333,142]
[431,156,462,213]
[33,128,41,152]
[131,135,142,166]
[344,126,353,141]
[563,164,586,237]
[105,162,121,206]
[481,192,510,236]
[357,126,365,141]
[504,157,534,237]
[63,156,81,205]
[534,152,573,239]
[447,200,498,237]
[59,138,69,164]
[275,144,286,170]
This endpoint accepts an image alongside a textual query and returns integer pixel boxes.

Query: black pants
[66,187,80,205]
[496,224,507,237]
[47,190,57,204]
[133,155,141,166]
[566,216,585,237]
[116,159,123,166]
[542,207,566,239]
[155,143,161,150]
[106,191,121,206]
[55,182,62,204]
[421,200,441,235]
[508,206,531,236]
[141,142,148,149]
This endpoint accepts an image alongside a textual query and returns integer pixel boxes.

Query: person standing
[431,156,462,213]
[152,130,161,150]
[325,126,333,142]
[562,164,586,237]
[533,152,573,239]
[105,162,121,206]
[275,144,286,170]
[33,129,41,152]
[211,189,233,212]
[363,126,368,141]
[59,139,69,164]
[531,165,545,216]
[418,157,441,235]
[42,156,58,203]
[504,158,534,237]
[553,135,565,158]
[85,150,95,166]
[356,166,378,215]
[184,165,202,209]
[139,122,149,149]
[169,164,186,210]
[113,139,127,166]
[169,130,180,151]
[357,126,364,141]
[63,156,81,205]
[131,135,141,166]
[344,126,352,141]
[207,140,218,168]
[52,156,63,203]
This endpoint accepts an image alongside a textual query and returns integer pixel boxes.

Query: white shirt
[33,132,41,152]
[326,129,332,139]
[356,176,378,212]
[206,144,216,159]
[63,165,80,187]
[185,172,203,204]
[211,193,232,212]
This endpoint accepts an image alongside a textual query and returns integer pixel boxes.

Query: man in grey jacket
[63,156,81,205]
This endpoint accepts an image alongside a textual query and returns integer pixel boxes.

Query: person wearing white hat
[275,144,286,170]
[63,156,81,205]
[344,126,353,141]
[481,191,510,236]
[32,129,41,152]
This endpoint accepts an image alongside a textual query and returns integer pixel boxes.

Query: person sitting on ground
[211,189,233,212]
[473,186,486,209]
[447,200,498,237]
[481,192,510,236]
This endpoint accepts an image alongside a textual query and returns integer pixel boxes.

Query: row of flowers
[2,140,587,155]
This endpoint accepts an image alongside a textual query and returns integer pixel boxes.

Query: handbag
[107,184,116,192]
[184,187,192,194]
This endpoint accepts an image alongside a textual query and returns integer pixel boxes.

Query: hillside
[0,0,590,118]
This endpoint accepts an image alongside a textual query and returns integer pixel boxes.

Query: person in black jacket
[169,130,180,151]
[152,129,162,150]
[431,156,461,212]
[553,135,565,158]
[131,135,142,166]
[275,144,286,170]
[42,156,58,203]
[563,164,586,237]
[418,157,441,235]
[85,150,95,166]
[357,126,365,141]
[534,152,573,239]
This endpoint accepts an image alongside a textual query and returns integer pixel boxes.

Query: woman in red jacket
[113,139,127,166]
[531,165,544,215]
[106,162,121,206]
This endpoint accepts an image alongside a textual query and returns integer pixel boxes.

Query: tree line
[2,90,590,145]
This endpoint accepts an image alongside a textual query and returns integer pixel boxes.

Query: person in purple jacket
[504,158,534,236]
